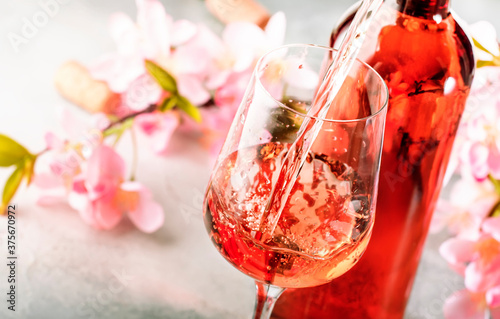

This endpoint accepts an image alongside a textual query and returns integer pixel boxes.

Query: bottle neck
[396,0,450,20]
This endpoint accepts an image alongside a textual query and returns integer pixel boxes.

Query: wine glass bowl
[203,44,388,316]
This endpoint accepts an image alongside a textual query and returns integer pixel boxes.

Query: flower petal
[36,194,66,206]
[135,112,179,154]
[59,107,88,141]
[487,286,500,308]
[92,193,123,230]
[136,0,172,58]
[108,12,140,55]
[122,73,162,111]
[177,75,211,106]
[90,54,145,93]
[44,132,64,150]
[223,22,265,71]
[465,257,500,292]
[469,143,490,181]
[121,182,164,233]
[439,238,476,271]
[172,19,198,46]
[491,306,500,319]
[443,289,486,319]
[488,147,500,179]
[171,45,210,75]
[85,145,125,197]
[483,218,500,242]
[264,12,286,47]
[33,172,64,189]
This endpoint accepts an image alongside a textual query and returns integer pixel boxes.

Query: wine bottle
[271,0,474,318]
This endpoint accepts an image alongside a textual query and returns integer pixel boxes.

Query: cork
[205,0,271,28]
[54,61,120,114]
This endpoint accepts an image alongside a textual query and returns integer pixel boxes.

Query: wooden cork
[205,0,271,28]
[54,61,120,114]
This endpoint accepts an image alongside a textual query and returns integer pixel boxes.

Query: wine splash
[204,143,373,288]
[256,0,384,241]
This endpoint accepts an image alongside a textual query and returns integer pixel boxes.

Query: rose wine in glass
[203,44,388,319]
[272,1,475,318]
[205,143,374,288]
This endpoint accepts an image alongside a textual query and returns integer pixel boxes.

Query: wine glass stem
[253,281,285,319]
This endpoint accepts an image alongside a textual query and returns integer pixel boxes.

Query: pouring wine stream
[256,0,384,243]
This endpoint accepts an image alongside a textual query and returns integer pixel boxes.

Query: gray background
[0,0,498,318]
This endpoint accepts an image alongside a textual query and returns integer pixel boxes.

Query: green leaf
[0,134,30,167]
[176,95,202,123]
[267,98,306,143]
[473,37,496,56]
[477,60,497,68]
[145,60,177,93]
[159,96,178,112]
[1,165,25,214]
[103,118,134,138]
[23,155,37,186]
[491,203,500,218]
[490,175,500,195]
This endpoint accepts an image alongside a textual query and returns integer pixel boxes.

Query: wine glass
[203,44,388,319]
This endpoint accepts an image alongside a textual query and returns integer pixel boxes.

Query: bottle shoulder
[450,12,475,86]
[331,5,475,85]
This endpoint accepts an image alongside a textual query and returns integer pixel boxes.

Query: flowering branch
[432,21,500,319]
[0,0,286,234]
[103,103,157,135]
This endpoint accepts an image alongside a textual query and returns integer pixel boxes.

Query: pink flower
[488,286,500,308]
[121,73,163,112]
[431,178,498,238]
[214,70,253,111]
[68,145,164,232]
[440,217,500,317]
[430,20,500,319]
[443,289,500,319]
[206,12,286,89]
[458,101,500,181]
[90,0,214,111]
[134,111,179,154]
[439,218,500,285]
[34,110,107,205]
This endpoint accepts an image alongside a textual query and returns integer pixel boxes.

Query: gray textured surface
[0,0,497,318]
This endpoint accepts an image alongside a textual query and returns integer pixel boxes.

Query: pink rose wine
[204,142,374,288]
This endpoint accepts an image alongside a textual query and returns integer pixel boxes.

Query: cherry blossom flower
[458,101,500,181]
[134,111,180,154]
[443,289,500,319]
[431,178,499,238]
[68,145,164,232]
[34,110,107,205]
[88,0,286,157]
[90,0,207,110]
[438,22,500,316]
[440,217,500,318]
[206,11,286,89]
